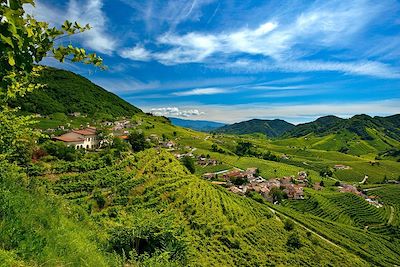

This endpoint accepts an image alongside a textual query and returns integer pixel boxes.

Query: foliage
[129,131,149,152]
[270,187,286,203]
[235,141,254,156]
[319,167,333,178]
[215,119,294,137]
[284,219,295,231]
[286,232,302,249]
[10,67,142,116]
[181,155,195,174]
[0,106,38,163]
[0,0,103,103]
[0,160,114,266]
[42,140,82,161]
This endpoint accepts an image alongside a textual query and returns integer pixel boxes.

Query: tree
[270,187,285,203]
[319,167,333,178]
[235,141,253,156]
[284,219,295,231]
[0,0,103,163]
[128,131,148,152]
[181,156,195,174]
[286,232,302,250]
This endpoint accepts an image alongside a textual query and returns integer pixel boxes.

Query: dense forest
[9,67,142,118]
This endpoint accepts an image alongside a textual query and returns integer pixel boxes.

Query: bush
[42,140,81,161]
[284,219,295,231]
[181,156,195,174]
[128,131,149,152]
[286,232,302,250]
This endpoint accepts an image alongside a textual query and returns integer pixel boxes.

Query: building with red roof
[53,127,98,150]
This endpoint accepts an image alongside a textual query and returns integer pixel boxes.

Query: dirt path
[388,206,395,225]
[364,186,383,192]
[267,206,342,249]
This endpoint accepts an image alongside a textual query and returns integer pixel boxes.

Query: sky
[26,0,400,124]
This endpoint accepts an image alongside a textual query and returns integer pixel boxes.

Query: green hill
[285,114,400,141]
[215,119,295,137]
[9,67,142,117]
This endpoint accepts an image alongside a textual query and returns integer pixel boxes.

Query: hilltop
[214,119,295,137]
[9,67,142,118]
[285,114,400,141]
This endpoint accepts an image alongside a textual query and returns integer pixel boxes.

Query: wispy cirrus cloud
[120,0,400,78]
[172,87,231,96]
[222,59,400,79]
[121,0,216,33]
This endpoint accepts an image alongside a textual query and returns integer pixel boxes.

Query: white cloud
[150,107,205,117]
[172,87,230,96]
[120,45,152,61]
[121,0,399,78]
[25,0,116,55]
[223,59,400,79]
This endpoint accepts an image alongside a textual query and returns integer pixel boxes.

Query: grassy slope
[0,161,115,266]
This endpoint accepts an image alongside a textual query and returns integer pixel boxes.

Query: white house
[53,127,98,149]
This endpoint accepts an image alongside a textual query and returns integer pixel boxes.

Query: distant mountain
[214,119,295,137]
[169,117,226,132]
[9,67,142,117]
[285,114,400,141]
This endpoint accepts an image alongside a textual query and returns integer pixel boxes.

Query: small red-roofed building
[53,127,98,149]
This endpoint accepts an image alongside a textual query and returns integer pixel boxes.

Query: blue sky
[27,0,400,123]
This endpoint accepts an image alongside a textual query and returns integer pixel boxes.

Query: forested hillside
[215,119,295,137]
[9,67,142,117]
[285,114,400,141]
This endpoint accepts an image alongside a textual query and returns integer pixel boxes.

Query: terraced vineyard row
[284,191,390,228]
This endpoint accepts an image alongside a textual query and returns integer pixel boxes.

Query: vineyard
[283,190,390,228]
[45,149,375,266]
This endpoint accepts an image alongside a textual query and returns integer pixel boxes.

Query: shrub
[128,131,149,152]
[181,156,195,174]
[286,232,302,250]
[284,219,295,231]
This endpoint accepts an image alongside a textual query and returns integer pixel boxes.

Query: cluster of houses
[204,169,308,202]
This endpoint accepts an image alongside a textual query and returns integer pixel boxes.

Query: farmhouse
[53,127,98,149]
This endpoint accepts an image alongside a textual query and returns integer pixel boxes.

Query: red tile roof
[73,128,96,136]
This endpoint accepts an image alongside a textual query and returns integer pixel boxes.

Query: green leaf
[7,52,15,66]
[0,34,14,47]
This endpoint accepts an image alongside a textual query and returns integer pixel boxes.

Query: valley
[6,67,398,266]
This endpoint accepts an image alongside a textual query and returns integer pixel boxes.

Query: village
[202,167,384,207]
